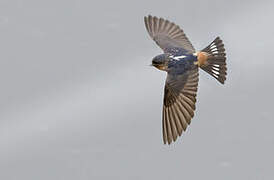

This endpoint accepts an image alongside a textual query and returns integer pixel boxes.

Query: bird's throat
[154,64,167,71]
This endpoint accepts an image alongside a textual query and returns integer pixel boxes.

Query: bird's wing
[162,67,199,144]
[144,15,195,54]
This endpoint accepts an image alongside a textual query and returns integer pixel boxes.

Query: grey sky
[1,0,274,179]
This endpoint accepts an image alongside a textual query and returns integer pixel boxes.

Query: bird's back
[168,54,197,75]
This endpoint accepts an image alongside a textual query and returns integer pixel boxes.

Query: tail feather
[200,37,227,84]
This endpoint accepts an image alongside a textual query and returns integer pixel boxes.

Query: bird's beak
[149,64,153,66]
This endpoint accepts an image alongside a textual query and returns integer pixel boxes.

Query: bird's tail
[197,37,227,84]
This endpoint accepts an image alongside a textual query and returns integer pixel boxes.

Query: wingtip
[144,14,152,19]
[146,14,160,21]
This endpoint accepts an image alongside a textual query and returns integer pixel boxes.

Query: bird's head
[151,54,170,71]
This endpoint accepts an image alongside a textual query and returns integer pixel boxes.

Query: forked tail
[199,37,227,84]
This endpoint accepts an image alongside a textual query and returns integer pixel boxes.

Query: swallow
[144,15,227,145]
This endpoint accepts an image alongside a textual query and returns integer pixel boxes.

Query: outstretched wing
[144,15,195,54]
[162,67,199,144]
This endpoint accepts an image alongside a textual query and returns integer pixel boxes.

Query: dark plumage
[144,15,227,144]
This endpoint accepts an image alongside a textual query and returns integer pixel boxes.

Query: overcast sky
[1,0,274,179]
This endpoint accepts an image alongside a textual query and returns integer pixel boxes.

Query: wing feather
[174,103,188,131]
[162,68,199,144]
[164,107,173,144]
[144,15,195,54]
[167,107,178,141]
[162,107,168,144]
[170,105,183,136]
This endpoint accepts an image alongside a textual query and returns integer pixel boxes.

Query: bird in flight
[144,15,227,145]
